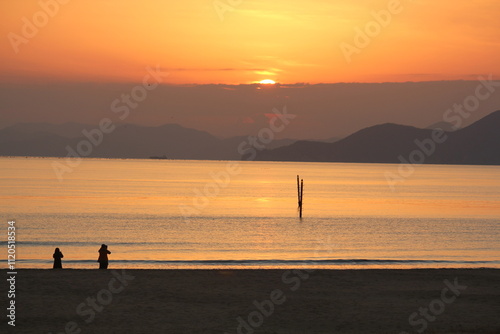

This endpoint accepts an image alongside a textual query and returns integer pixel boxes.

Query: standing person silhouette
[53,248,64,269]
[98,244,111,269]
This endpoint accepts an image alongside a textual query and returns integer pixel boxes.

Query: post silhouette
[297,175,304,218]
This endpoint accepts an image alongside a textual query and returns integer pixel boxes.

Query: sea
[1,157,499,269]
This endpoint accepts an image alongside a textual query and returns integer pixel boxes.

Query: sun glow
[259,79,276,85]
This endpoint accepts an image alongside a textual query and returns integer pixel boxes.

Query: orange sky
[1,0,499,84]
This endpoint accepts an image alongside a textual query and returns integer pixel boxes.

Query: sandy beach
[3,269,499,333]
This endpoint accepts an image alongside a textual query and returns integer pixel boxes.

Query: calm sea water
[1,157,499,269]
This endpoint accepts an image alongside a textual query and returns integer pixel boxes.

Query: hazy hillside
[2,111,498,165]
[255,110,500,165]
[0,122,296,160]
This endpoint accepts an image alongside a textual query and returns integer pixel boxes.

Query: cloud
[169,68,265,72]
[254,71,277,76]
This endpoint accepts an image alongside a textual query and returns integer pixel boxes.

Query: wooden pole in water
[297,175,304,219]
[300,178,304,218]
[297,175,300,208]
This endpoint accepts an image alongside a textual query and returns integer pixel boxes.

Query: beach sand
[4,269,500,333]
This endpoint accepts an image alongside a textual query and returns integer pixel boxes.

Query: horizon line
[1,77,500,87]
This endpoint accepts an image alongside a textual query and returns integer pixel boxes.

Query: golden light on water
[1,158,500,269]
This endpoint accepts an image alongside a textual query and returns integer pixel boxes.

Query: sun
[259,79,276,85]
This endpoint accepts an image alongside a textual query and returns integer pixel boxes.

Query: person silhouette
[53,248,64,269]
[98,244,111,269]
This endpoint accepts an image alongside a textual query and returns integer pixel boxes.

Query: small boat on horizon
[149,155,169,160]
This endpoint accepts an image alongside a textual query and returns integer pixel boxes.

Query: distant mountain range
[255,110,500,165]
[1,111,498,165]
[0,122,296,160]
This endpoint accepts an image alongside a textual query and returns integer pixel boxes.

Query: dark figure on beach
[53,248,64,269]
[98,244,111,269]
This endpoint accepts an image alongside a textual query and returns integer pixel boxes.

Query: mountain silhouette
[1,111,498,165]
[0,122,295,160]
[255,110,500,165]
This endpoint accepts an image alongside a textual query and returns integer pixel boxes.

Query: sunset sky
[1,0,499,84]
[1,1,499,139]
